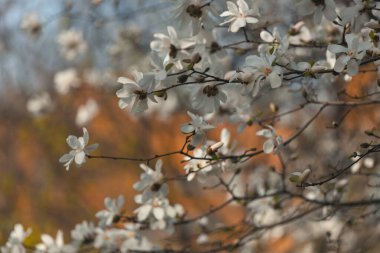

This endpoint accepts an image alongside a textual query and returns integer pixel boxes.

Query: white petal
[226,1,239,14]
[180,124,195,134]
[269,72,282,88]
[153,207,165,220]
[256,129,272,138]
[334,54,350,73]
[346,59,359,76]
[117,76,135,85]
[137,205,152,221]
[260,31,274,42]
[263,140,275,154]
[75,151,86,165]
[328,44,347,54]
[66,135,78,149]
[245,17,258,24]
[59,153,73,163]
[231,18,246,32]
[82,128,89,145]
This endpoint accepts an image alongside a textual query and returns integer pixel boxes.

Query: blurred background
[1,0,380,252]
[0,0,252,245]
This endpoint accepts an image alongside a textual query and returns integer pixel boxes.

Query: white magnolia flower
[75,99,99,127]
[191,83,227,114]
[59,128,99,171]
[54,68,81,95]
[328,34,371,76]
[256,125,283,154]
[26,92,52,116]
[180,111,215,146]
[183,148,216,182]
[57,29,87,61]
[220,0,259,33]
[259,28,289,55]
[134,197,183,232]
[1,224,32,253]
[150,26,195,70]
[340,0,369,32]
[94,226,152,253]
[243,53,283,96]
[95,195,124,228]
[296,0,337,24]
[71,221,96,243]
[133,159,169,203]
[172,0,220,36]
[36,230,76,253]
[116,71,157,114]
[20,13,41,36]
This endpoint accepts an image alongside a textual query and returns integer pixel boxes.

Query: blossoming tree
[4,0,380,252]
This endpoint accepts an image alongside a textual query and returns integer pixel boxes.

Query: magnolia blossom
[191,83,227,114]
[133,159,168,203]
[184,148,214,182]
[256,126,283,154]
[95,195,124,228]
[328,34,371,76]
[36,231,76,253]
[296,0,337,24]
[134,197,183,232]
[71,221,96,243]
[94,225,152,252]
[59,128,98,171]
[180,111,215,146]
[243,53,283,96]
[116,71,157,114]
[26,92,52,116]
[20,13,41,36]
[75,99,99,126]
[1,224,31,253]
[259,28,289,55]
[172,0,220,35]
[54,68,81,95]
[220,0,259,32]
[150,26,195,69]
[57,29,87,61]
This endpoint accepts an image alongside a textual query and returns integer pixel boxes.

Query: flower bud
[206,141,224,155]
[299,168,311,184]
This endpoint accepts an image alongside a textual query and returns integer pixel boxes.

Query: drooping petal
[269,72,282,88]
[346,59,359,76]
[334,54,350,73]
[59,153,73,163]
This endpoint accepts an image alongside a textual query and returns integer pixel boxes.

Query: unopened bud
[289,21,304,36]
[206,141,224,154]
[192,53,202,64]
[299,168,311,184]
[269,102,278,113]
